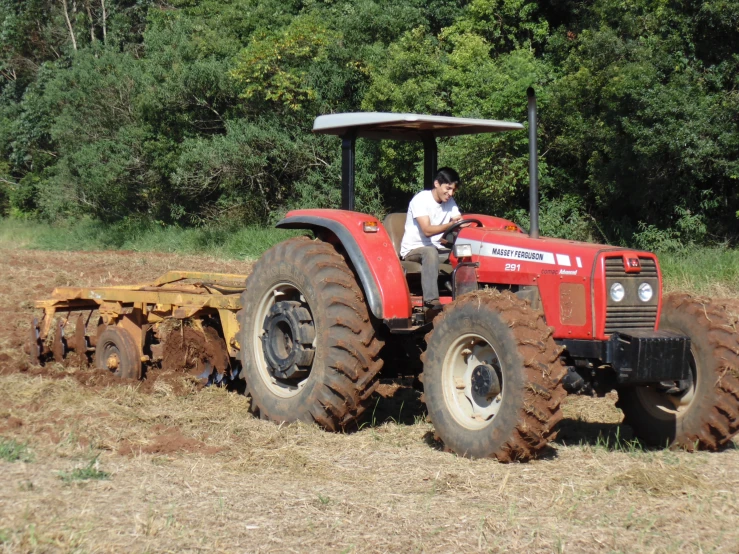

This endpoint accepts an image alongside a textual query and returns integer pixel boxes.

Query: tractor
[32,90,739,461]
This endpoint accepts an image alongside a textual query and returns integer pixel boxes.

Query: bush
[512,195,598,242]
[633,207,708,253]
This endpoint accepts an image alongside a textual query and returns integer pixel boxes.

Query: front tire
[421,290,567,461]
[238,236,384,430]
[617,293,739,449]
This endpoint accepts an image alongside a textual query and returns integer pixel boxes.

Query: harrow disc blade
[73,313,89,366]
[52,318,66,363]
[29,318,42,366]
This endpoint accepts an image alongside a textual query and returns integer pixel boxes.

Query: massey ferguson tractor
[31,90,739,461]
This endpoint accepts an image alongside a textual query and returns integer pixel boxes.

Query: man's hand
[416,215,460,238]
[451,215,473,229]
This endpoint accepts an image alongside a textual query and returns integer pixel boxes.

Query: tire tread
[238,236,384,430]
[421,289,566,462]
[616,292,739,450]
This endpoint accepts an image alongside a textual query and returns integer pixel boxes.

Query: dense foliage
[1,0,737,247]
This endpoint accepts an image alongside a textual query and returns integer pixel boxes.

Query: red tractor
[238,90,739,460]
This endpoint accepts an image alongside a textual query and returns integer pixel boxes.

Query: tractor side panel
[276,209,412,320]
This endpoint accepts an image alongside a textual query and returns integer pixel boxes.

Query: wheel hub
[106,352,120,371]
[471,364,501,402]
[261,301,315,380]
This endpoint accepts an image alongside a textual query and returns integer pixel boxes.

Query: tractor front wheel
[616,293,739,449]
[421,290,567,461]
[238,236,383,430]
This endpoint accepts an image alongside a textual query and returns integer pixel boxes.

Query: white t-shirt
[400,190,461,257]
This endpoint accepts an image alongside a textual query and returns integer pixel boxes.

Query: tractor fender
[276,209,412,321]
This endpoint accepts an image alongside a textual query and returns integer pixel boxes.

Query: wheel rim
[252,281,315,398]
[441,333,504,430]
[634,345,698,420]
[100,341,121,374]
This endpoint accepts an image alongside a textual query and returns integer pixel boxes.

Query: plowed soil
[0,248,738,553]
[160,326,230,377]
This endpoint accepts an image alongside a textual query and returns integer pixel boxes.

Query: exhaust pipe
[527,87,539,239]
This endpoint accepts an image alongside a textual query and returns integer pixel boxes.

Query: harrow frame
[31,271,247,370]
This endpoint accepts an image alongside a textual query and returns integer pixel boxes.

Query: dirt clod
[117,426,220,456]
[161,326,229,377]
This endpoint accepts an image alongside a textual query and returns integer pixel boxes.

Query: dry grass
[0,249,738,553]
[0,376,737,553]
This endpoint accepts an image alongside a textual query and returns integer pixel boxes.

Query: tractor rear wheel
[421,290,567,461]
[616,293,739,449]
[238,236,383,430]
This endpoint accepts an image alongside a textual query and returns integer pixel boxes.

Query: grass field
[0,228,738,552]
[3,217,739,297]
[0,218,301,261]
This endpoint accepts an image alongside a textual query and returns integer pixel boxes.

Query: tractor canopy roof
[312,112,523,141]
[310,110,531,214]
[309,92,541,237]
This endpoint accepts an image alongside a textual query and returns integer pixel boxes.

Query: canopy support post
[422,134,438,190]
[341,130,357,210]
[527,87,540,239]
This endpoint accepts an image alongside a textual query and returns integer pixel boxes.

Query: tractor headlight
[453,244,472,258]
[638,282,653,302]
[610,282,625,302]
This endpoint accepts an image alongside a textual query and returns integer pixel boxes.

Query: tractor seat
[382,213,453,275]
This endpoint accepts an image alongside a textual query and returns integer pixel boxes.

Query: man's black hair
[435,167,460,187]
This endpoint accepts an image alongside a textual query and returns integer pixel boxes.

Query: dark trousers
[403,246,450,303]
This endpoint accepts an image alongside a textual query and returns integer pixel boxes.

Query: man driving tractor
[400,167,463,310]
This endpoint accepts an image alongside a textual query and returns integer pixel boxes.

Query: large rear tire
[617,293,739,449]
[421,290,567,461]
[238,236,384,430]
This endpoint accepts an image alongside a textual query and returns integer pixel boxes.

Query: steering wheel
[441,219,483,245]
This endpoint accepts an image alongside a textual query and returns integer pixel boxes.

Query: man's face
[434,181,457,203]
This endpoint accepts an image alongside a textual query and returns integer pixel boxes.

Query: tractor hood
[454,226,662,341]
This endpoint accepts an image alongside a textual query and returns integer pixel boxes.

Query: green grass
[2,217,739,296]
[657,247,739,297]
[58,457,110,483]
[0,217,302,261]
[590,428,647,454]
[0,437,34,463]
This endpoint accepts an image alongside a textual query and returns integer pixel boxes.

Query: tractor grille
[604,257,659,334]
